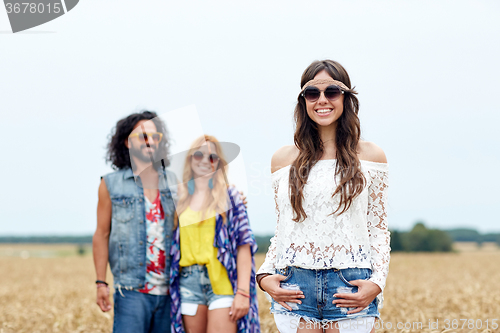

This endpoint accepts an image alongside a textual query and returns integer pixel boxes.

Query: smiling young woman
[257,60,390,333]
[169,135,260,333]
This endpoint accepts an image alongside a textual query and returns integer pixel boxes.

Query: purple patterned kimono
[169,186,260,333]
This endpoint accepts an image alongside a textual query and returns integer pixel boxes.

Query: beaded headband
[299,79,352,95]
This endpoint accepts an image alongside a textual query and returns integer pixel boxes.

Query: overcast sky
[1,0,499,236]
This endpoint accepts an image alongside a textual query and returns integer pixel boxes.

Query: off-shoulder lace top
[257,159,390,307]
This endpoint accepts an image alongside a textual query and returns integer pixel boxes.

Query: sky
[1,0,499,236]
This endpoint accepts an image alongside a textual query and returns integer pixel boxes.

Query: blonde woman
[169,135,260,333]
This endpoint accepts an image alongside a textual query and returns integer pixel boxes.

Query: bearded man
[93,111,176,333]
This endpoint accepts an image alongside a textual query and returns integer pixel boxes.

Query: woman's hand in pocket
[260,274,304,311]
[332,280,381,314]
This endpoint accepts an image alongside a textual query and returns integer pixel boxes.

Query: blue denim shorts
[271,266,379,324]
[179,264,234,314]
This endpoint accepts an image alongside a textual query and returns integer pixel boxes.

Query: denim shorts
[179,264,234,315]
[270,266,379,324]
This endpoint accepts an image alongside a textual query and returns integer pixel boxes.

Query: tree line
[0,235,92,244]
[1,223,499,253]
[255,222,500,253]
[390,222,500,252]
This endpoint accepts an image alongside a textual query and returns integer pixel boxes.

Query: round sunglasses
[192,151,220,164]
[129,132,163,143]
[302,85,344,102]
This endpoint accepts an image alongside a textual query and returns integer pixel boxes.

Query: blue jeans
[271,266,379,323]
[113,289,171,333]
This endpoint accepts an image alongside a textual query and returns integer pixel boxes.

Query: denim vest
[102,167,177,290]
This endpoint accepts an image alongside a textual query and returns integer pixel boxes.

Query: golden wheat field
[1,244,499,333]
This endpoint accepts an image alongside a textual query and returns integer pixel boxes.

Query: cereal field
[1,244,499,333]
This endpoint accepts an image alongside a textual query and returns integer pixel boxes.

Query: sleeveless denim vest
[102,167,177,290]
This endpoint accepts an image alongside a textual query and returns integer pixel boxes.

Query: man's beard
[129,144,158,163]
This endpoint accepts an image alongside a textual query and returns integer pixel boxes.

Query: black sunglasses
[302,85,344,102]
[192,151,220,164]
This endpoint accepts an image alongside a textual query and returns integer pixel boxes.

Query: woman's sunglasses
[302,85,344,102]
[192,151,220,164]
[129,132,163,143]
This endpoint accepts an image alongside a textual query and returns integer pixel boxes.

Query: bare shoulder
[177,183,185,198]
[271,145,299,173]
[357,140,388,163]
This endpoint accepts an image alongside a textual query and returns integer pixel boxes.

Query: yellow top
[178,207,233,295]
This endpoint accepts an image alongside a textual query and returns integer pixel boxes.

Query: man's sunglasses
[302,85,344,102]
[129,132,163,143]
[192,151,220,164]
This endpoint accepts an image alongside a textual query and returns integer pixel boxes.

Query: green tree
[389,230,405,252]
[445,228,481,243]
[406,222,430,251]
[427,229,453,252]
[405,221,453,252]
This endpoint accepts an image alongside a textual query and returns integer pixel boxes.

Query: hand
[96,286,112,312]
[239,191,248,207]
[332,280,381,314]
[229,293,250,323]
[260,274,304,311]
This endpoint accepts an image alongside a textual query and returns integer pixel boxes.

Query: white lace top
[257,159,390,306]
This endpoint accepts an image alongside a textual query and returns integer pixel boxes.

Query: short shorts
[270,266,379,332]
[179,264,234,316]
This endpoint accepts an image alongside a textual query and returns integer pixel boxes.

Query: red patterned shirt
[137,191,168,295]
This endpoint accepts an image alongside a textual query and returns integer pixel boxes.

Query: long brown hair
[289,60,366,222]
[174,135,229,228]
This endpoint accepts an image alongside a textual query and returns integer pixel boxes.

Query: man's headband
[299,79,351,95]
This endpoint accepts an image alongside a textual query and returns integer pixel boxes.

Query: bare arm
[93,178,112,312]
[229,186,254,322]
[229,244,253,322]
[236,244,251,293]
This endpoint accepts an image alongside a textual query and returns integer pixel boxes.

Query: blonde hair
[174,135,229,228]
